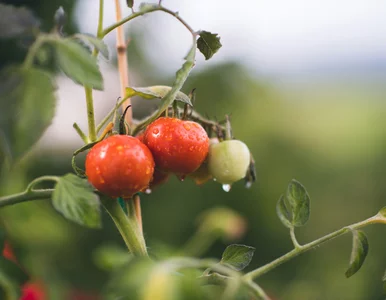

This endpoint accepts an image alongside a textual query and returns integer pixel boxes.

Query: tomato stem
[101,198,148,256]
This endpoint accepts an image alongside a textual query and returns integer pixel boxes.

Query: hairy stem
[289,227,301,249]
[84,86,97,142]
[23,35,46,68]
[101,198,147,256]
[244,214,385,281]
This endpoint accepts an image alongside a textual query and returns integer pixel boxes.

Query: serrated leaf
[286,179,310,227]
[52,173,101,228]
[126,85,192,105]
[276,195,292,228]
[0,256,28,299]
[0,67,56,164]
[197,31,222,60]
[220,244,255,271]
[0,4,40,39]
[345,230,369,278]
[52,39,103,90]
[126,0,134,8]
[379,207,386,218]
[73,33,109,59]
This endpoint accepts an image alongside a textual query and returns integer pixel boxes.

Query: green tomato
[208,140,250,184]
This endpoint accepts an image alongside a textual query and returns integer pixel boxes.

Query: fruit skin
[208,140,250,184]
[85,135,155,198]
[143,117,209,175]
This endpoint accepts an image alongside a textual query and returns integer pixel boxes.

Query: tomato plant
[0,1,385,300]
[143,117,209,175]
[85,135,155,198]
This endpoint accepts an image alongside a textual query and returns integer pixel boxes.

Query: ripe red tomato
[143,117,209,175]
[85,135,155,198]
[20,282,46,300]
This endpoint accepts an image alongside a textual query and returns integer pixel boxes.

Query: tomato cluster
[85,114,252,199]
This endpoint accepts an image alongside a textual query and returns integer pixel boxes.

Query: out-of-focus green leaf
[0,67,56,164]
[220,244,255,271]
[286,179,310,227]
[0,256,28,299]
[52,173,101,228]
[0,4,40,39]
[73,33,109,59]
[126,86,192,105]
[52,39,103,90]
[276,195,292,228]
[345,230,369,278]
[197,31,222,60]
[93,245,132,271]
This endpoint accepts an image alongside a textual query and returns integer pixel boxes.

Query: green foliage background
[0,1,385,299]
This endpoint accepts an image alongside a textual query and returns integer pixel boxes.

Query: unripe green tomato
[208,140,250,184]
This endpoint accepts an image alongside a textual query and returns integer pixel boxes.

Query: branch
[0,189,52,208]
[243,213,386,281]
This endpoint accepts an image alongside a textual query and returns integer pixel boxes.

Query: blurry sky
[75,0,386,76]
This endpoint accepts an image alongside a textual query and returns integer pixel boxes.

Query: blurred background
[1,0,386,299]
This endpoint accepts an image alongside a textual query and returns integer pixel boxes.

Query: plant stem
[23,35,46,68]
[114,0,132,124]
[0,190,52,208]
[73,123,88,143]
[289,227,300,249]
[243,215,384,281]
[102,198,148,256]
[84,86,97,142]
[102,5,196,38]
[97,0,104,38]
[26,176,59,192]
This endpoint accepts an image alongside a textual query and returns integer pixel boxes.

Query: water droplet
[245,182,252,189]
[152,128,160,137]
[178,175,186,181]
[222,184,231,192]
[145,188,152,194]
[183,123,191,131]
[188,134,194,140]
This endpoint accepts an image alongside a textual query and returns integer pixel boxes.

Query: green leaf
[197,31,222,60]
[0,256,28,299]
[73,33,109,59]
[345,230,369,278]
[126,85,192,105]
[126,0,134,8]
[220,244,255,271]
[0,67,56,164]
[276,195,292,228]
[286,179,310,227]
[379,207,386,218]
[52,173,101,228]
[52,39,103,90]
[0,4,40,39]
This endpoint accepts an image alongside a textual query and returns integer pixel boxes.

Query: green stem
[102,5,195,38]
[23,35,46,68]
[96,96,130,134]
[73,123,89,143]
[84,86,97,142]
[179,230,218,257]
[101,198,148,256]
[289,227,301,249]
[26,176,59,192]
[243,215,384,281]
[97,0,105,38]
[0,190,52,208]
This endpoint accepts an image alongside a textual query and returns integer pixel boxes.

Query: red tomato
[143,118,209,175]
[85,135,155,198]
